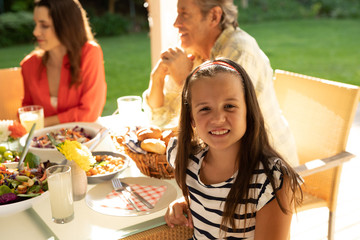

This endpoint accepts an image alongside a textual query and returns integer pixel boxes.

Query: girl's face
[190,72,247,151]
[33,6,62,51]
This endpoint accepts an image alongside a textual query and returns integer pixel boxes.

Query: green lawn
[1,19,358,116]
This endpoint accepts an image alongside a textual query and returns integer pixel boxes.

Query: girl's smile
[210,129,229,135]
[190,72,247,152]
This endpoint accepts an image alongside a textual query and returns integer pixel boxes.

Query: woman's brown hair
[176,58,303,233]
[34,0,94,87]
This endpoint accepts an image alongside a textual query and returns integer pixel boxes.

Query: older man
[143,0,298,167]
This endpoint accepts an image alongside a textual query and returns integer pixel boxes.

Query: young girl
[165,59,303,239]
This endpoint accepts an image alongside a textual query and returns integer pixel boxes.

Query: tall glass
[18,105,44,132]
[46,165,74,224]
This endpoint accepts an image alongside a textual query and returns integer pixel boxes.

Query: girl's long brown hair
[175,58,303,233]
[34,0,94,87]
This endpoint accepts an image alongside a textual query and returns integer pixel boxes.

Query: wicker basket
[112,135,175,179]
[122,224,193,240]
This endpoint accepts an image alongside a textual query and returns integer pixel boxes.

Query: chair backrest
[273,69,360,211]
[0,67,24,120]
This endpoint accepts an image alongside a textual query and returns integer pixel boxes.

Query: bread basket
[112,130,175,179]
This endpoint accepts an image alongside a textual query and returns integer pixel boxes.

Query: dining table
[0,113,182,240]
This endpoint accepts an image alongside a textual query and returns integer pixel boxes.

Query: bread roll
[136,126,162,141]
[141,138,166,154]
[161,130,175,146]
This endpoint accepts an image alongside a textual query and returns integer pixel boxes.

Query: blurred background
[0,0,359,115]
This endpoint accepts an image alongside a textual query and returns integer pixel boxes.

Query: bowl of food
[0,162,49,217]
[20,122,101,164]
[86,151,130,184]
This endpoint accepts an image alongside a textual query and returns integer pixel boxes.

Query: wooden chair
[0,67,24,120]
[273,69,360,240]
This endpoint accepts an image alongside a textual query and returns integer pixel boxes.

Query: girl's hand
[165,197,193,228]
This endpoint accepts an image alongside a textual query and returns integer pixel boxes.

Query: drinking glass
[18,105,44,132]
[46,165,74,224]
[117,96,142,126]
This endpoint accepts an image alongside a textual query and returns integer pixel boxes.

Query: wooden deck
[290,105,360,240]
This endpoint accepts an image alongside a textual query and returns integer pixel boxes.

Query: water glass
[117,96,142,126]
[18,105,44,132]
[46,165,74,224]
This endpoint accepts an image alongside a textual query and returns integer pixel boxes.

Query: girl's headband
[191,61,239,76]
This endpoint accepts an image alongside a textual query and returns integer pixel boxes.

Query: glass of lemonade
[46,165,74,224]
[18,105,44,132]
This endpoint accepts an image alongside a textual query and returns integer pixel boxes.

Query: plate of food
[86,151,130,184]
[20,122,102,163]
[0,162,49,217]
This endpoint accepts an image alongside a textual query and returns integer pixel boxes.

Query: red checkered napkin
[101,184,167,211]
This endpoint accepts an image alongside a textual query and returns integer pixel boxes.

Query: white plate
[19,122,103,163]
[85,177,177,216]
[0,192,48,217]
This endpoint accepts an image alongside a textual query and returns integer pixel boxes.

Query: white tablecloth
[0,116,181,240]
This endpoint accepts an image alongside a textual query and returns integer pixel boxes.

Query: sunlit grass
[243,19,359,85]
[0,19,358,116]
[97,32,151,115]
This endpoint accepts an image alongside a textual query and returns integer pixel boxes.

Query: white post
[147,0,178,69]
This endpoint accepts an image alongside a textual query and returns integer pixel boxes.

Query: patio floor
[290,104,360,240]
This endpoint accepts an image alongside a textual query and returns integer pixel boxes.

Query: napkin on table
[124,130,147,155]
[101,184,167,211]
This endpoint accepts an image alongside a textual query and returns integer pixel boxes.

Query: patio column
[147,0,178,69]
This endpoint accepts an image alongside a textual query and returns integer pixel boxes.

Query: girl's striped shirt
[167,138,284,239]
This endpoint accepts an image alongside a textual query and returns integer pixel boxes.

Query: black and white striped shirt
[167,138,284,239]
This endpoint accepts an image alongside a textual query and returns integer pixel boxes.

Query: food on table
[86,154,126,176]
[133,126,176,154]
[161,129,176,146]
[31,126,92,149]
[7,121,27,139]
[0,145,20,163]
[0,143,41,166]
[0,162,48,205]
[136,126,162,141]
[0,120,27,142]
[140,139,166,155]
[112,126,178,179]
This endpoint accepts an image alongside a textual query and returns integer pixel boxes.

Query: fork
[112,178,140,212]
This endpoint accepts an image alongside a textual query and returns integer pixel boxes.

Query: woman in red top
[21,0,107,127]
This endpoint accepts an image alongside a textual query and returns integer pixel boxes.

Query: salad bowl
[20,122,101,164]
[0,162,49,217]
[0,191,49,217]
